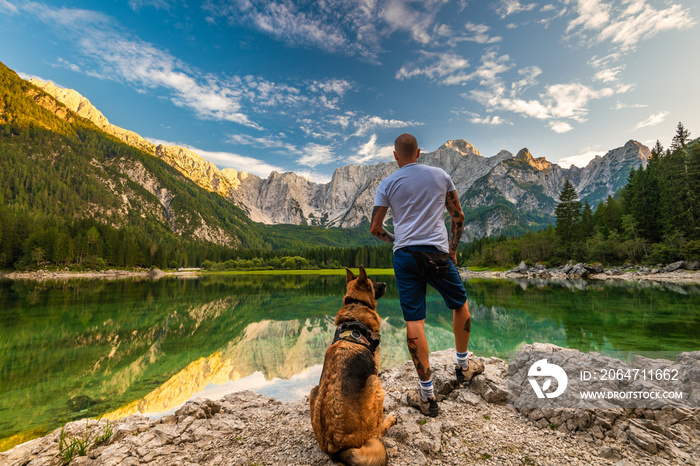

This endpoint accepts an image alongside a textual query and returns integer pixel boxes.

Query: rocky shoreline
[3,261,699,284]
[3,345,698,466]
[0,268,197,281]
[460,261,700,284]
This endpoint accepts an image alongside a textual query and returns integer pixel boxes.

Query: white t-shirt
[374,163,456,252]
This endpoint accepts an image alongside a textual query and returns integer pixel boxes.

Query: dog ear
[374,282,386,299]
[358,265,367,282]
[345,267,356,283]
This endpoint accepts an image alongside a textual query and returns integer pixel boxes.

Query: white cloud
[593,66,624,83]
[380,0,449,45]
[511,66,542,94]
[566,0,695,50]
[550,121,573,133]
[297,143,336,167]
[0,0,18,14]
[546,83,614,121]
[348,134,395,164]
[148,138,284,177]
[558,148,604,168]
[396,51,470,84]
[496,0,537,19]
[634,111,670,130]
[297,119,346,140]
[612,101,647,110]
[397,50,512,87]
[309,79,353,97]
[566,0,610,32]
[19,2,361,131]
[227,133,297,152]
[204,0,382,61]
[352,115,420,137]
[447,22,502,45]
[469,79,615,127]
[128,0,173,11]
[470,115,509,125]
[21,3,261,128]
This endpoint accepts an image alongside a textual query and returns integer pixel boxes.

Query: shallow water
[1,274,698,450]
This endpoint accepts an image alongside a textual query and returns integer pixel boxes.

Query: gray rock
[509,261,529,274]
[685,261,700,271]
[567,263,590,278]
[584,263,604,274]
[664,261,686,272]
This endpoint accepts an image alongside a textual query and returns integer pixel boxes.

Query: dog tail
[331,437,387,466]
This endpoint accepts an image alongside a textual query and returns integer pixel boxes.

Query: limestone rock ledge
[3,348,698,465]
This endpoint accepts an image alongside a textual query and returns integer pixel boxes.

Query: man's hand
[370,206,394,244]
[445,190,464,264]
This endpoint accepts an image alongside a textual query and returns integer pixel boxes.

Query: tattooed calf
[407,337,432,381]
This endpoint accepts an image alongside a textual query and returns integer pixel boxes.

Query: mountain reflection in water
[0,274,698,451]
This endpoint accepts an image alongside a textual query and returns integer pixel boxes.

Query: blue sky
[1,0,697,182]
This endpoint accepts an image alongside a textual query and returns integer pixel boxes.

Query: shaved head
[394,133,418,159]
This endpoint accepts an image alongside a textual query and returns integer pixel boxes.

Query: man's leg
[452,300,484,383]
[452,300,470,353]
[406,320,431,381]
[406,319,439,416]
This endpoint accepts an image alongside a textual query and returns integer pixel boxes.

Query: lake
[1,273,699,450]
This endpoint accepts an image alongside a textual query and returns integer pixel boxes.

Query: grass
[464,265,512,272]
[57,419,113,465]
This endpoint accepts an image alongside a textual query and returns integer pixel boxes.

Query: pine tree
[581,201,594,238]
[670,122,691,152]
[651,140,664,161]
[555,180,582,258]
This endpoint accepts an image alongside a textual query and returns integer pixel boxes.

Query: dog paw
[385,413,397,426]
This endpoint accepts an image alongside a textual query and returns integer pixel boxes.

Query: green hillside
[0,61,372,270]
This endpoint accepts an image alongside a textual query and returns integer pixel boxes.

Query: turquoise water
[0,274,698,450]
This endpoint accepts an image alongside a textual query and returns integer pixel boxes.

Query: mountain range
[6,62,651,249]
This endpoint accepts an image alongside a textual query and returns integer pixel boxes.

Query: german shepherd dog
[309,266,396,466]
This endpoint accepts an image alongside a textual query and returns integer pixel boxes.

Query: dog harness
[332,321,380,354]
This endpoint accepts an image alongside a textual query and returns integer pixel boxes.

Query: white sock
[419,378,434,400]
[456,351,470,369]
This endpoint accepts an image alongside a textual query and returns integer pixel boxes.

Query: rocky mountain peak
[29,78,110,128]
[437,139,481,156]
[586,140,651,169]
[513,148,552,171]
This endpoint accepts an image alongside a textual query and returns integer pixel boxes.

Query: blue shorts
[393,245,468,322]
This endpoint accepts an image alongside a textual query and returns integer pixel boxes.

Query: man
[370,133,483,417]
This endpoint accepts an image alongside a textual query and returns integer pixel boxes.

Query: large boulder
[567,263,590,278]
[664,261,686,272]
[508,261,529,274]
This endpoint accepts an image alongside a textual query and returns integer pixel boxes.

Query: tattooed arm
[370,206,395,244]
[445,190,465,265]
